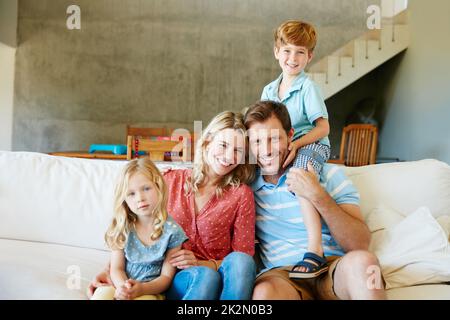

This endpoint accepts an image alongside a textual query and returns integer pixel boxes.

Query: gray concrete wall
[0,0,17,151]
[13,0,377,152]
[377,0,450,164]
[0,0,18,47]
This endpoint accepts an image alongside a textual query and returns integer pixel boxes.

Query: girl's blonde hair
[105,158,168,250]
[187,111,255,197]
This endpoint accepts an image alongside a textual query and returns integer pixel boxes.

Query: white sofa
[0,151,449,299]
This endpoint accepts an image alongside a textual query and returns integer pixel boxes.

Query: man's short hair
[243,100,292,135]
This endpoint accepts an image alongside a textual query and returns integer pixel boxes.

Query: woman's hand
[87,269,113,298]
[168,249,198,269]
[160,166,173,175]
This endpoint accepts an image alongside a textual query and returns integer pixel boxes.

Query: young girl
[91,158,187,300]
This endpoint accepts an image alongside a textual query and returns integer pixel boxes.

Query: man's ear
[288,128,295,141]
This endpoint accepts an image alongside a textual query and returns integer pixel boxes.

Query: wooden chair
[126,126,191,162]
[167,128,198,162]
[126,125,167,139]
[329,124,378,166]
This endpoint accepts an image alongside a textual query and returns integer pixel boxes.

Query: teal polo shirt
[261,72,330,147]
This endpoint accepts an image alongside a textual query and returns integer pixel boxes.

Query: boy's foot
[289,252,329,279]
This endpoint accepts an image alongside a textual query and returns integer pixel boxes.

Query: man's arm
[310,193,370,252]
[286,163,371,252]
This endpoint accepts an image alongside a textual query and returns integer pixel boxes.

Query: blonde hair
[274,20,317,52]
[105,158,168,250]
[187,111,255,197]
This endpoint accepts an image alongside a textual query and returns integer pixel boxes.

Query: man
[243,100,385,300]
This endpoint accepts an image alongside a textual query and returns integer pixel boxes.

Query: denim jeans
[166,252,256,300]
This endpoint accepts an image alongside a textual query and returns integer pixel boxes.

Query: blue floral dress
[124,216,187,282]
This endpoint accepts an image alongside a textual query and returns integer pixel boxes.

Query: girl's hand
[114,282,132,300]
[282,141,299,168]
[123,279,143,300]
[168,249,198,269]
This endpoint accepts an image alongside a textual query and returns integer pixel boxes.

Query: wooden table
[49,151,127,160]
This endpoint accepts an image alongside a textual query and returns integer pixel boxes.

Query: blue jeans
[166,252,256,300]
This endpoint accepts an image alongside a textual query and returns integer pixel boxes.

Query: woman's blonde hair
[105,158,168,250]
[187,111,255,197]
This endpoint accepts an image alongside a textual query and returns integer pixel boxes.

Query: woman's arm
[231,186,256,256]
[169,249,223,271]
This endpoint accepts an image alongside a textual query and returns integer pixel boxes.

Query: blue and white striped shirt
[251,164,360,273]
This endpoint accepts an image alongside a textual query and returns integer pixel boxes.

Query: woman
[88,111,256,300]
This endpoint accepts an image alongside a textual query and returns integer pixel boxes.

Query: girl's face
[206,128,246,177]
[125,172,159,218]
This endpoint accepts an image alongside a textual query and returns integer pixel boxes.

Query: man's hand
[169,249,198,269]
[286,162,325,201]
[87,269,113,298]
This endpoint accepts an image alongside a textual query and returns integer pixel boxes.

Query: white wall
[379,0,450,164]
[382,0,408,17]
[0,0,17,151]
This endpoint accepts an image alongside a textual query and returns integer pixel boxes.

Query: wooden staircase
[306,8,409,100]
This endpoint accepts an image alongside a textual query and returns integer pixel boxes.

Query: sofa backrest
[0,151,189,251]
[343,159,450,219]
[1,152,449,250]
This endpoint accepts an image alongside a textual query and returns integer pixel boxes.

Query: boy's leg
[218,252,256,300]
[292,142,330,173]
[90,286,116,300]
[291,142,331,273]
[295,197,324,272]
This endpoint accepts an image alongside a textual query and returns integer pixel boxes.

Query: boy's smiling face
[274,43,313,78]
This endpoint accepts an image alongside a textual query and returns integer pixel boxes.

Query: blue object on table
[89,144,127,155]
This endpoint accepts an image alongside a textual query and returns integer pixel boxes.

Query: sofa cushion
[0,151,190,250]
[343,159,450,220]
[368,206,450,289]
[0,238,109,299]
[386,284,450,300]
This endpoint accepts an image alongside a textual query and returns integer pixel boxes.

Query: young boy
[260,20,331,279]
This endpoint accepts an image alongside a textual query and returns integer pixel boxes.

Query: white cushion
[386,284,450,300]
[366,204,406,233]
[0,238,109,299]
[369,207,450,289]
[0,151,190,250]
[344,159,450,220]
